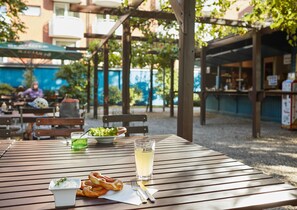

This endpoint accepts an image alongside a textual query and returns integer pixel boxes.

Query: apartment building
[0,0,153,60]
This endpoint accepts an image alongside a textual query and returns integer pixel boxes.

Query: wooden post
[174,0,195,141]
[149,62,153,112]
[87,60,91,113]
[200,47,206,125]
[170,59,175,117]
[252,30,261,137]
[122,19,131,115]
[103,43,109,116]
[163,68,165,112]
[93,52,99,119]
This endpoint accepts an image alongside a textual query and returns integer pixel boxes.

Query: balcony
[93,0,122,8]
[49,16,84,39]
[92,19,123,36]
[52,0,81,3]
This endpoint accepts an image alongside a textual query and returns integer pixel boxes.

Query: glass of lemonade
[71,132,88,150]
[134,138,155,180]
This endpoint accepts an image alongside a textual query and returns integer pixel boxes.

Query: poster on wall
[267,75,278,86]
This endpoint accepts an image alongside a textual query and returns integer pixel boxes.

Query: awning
[0,40,82,60]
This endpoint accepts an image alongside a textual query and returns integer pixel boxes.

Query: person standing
[22,81,44,100]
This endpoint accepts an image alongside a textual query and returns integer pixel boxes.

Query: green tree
[22,67,36,88]
[130,86,143,106]
[109,86,121,105]
[243,0,297,45]
[88,39,122,68]
[0,0,27,41]
[55,62,88,104]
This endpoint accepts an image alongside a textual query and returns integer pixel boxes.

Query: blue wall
[0,66,201,105]
[206,94,281,122]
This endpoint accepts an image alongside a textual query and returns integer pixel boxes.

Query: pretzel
[76,172,123,198]
[82,186,108,198]
[89,171,123,191]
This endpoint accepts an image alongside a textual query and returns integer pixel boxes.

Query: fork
[130,180,147,204]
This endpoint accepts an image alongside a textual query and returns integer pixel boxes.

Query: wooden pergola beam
[87,0,145,59]
[71,3,253,28]
[84,33,178,43]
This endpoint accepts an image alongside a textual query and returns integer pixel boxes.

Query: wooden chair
[35,118,84,139]
[102,114,148,136]
[20,107,56,130]
[0,117,20,139]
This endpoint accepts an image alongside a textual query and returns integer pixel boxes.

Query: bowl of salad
[87,127,126,144]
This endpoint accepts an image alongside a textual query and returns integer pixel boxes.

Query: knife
[137,182,156,203]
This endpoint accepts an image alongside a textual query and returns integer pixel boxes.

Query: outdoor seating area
[1,0,297,209]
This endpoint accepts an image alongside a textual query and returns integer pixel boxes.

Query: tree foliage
[244,0,297,45]
[0,0,27,41]
[88,39,122,68]
[55,62,88,104]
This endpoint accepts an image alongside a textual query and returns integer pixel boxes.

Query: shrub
[0,83,15,96]
[109,86,122,105]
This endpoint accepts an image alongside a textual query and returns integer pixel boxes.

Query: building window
[54,3,79,18]
[55,40,77,48]
[52,39,78,65]
[22,6,41,16]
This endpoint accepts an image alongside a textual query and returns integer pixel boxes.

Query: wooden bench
[35,118,84,139]
[20,107,56,130]
[102,114,148,136]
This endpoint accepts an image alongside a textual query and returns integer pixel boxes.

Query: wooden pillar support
[173,0,195,141]
[252,30,262,138]
[93,52,99,119]
[103,43,109,116]
[170,59,175,117]
[200,47,207,125]
[122,19,131,115]
[87,60,91,113]
[149,62,153,112]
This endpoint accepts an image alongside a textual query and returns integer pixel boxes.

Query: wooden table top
[1,135,297,210]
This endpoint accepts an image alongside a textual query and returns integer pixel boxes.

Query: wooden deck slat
[0,134,296,209]
[0,150,224,167]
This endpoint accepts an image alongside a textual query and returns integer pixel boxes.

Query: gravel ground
[85,106,297,209]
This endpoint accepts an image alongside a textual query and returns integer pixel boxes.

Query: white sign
[283,54,291,65]
[267,75,278,86]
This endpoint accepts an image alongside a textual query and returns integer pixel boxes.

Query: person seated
[23,97,51,140]
[59,95,80,118]
[22,81,44,100]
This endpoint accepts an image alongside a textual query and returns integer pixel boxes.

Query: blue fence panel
[0,66,201,106]
[0,67,25,87]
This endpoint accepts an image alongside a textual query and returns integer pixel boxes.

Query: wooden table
[1,135,297,209]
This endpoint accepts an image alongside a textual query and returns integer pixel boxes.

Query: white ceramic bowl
[48,178,81,207]
[87,135,116,144]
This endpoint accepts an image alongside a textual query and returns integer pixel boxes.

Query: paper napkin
[100,184,158,205]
